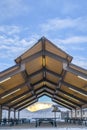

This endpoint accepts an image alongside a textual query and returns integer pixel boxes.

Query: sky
[0,0,87,72]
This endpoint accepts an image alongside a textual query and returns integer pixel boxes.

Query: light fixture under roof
[78,76,87,81]
[42,56,46,67]
[11,95,27,103]
[64,94,79,102]
[0,77,11,83]
[69,87,87,96]
[1,88,21,99]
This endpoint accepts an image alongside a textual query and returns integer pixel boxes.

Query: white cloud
[54,36,87,44]
[40,17,87,32]
[0,25,21,35]
[0,32,40,71]
[72,57,87,69]
[0,0,30,21]
[0,27,40,61]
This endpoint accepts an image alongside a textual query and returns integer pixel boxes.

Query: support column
[75,109,77,118]
[0,105,2,120]
[80,107,82,119]
[18,110,20,120]
[14,110,16,119]
[71,109,73,118]
[8,108,10,120]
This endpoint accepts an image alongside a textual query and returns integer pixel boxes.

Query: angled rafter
[15,98,38,110]
[16,100,38,111]
[45,50,67,63]
[30,68,87,97]
[0,81,28,99]
[0,64,25,83]
[54,94,81,107]
[29,68,61,78]
[44,86,81,107]
[9,95,36,108]
[63,63,87,79]
[10,87,45,108]
[53,97,76,109]
[52,99,72,110]
[62,81,87,96]
[21,51,42,64]
[1,90,31,106]
[10,87,43,107]
[59,89,87,104]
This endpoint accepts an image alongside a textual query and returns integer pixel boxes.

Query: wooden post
[75,109,77,118]
[18,110,20,120]
[0,105,2,120]
[71,109,73,118]
[8,108,10,120]
[14,110,16,119]
[80,107,82,119]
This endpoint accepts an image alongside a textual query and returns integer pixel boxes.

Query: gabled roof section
[0,36,87,111]
[15,36,73,64]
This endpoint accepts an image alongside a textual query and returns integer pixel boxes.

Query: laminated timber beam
[54,94,81,107]
[32,78,87,104]
[2,86,44,107]
[0,81,29,99]
[29,68,61,78]
[29,68,87,97]
[32,78,57,87]
[32,78,87,99]
[22,70,37,97]
[62,81,87,96]
[8,87,45,108]
[53,97,76,109]
[63,63,87,79]
[0,78,35,99]
[9,95,36,108]
[36,89,53,98]
[17,99,38,111]
[14,98,38,110]
[59,89,87,104]
[52,99,72,110]
[1,90,32,106]
[20,51,42,64]
[44,86,81,107]
[45,50,68,63]
[20,49,68,65]
[0,64,25,83]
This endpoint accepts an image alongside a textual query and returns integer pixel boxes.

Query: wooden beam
[46,68,61,77]
[29,68,43,78]
[1,90,31,106]
[63,63,87,79]
[45,50,67,63]
[29,68,61,79]
[17,100,38,111]
[54,94,81,107]
[21,51,42,64]
[30,67,87,98]
[14,98,38,110]
[62,81,87,96]
[53,97,76,109]
[0,81,29,98]
[2,87,44,107]
[0,64,25,83]
[52,99,72,110]
[43,86,80,108]
[9,95,36,108]
[58,89,87,104]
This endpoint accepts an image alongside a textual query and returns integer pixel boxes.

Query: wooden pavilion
[0,36,87,121]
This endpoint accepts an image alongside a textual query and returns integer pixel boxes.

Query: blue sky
[0,0,87,72]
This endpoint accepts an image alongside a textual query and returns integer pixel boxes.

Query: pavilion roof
[0,36,87,111]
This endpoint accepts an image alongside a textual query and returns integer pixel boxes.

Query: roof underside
[0,37,87,111]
